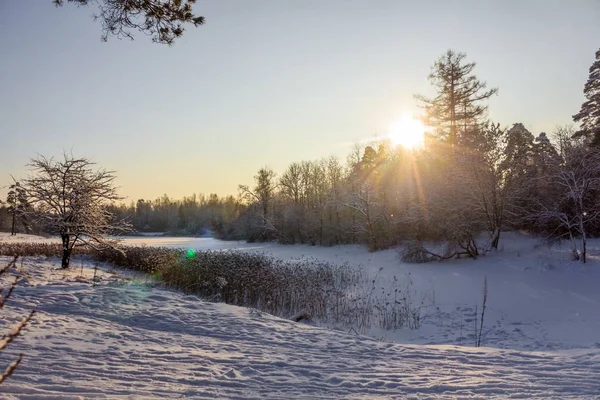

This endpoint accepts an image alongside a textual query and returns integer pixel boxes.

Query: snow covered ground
[1,254,599,399]
[119,232,600,351]
[1,232,600,398]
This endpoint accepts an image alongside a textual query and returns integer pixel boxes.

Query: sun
[387,115,425,149]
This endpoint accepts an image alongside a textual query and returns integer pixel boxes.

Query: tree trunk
[491,228,500,250]
[335,209,341,244]
[319,213,323,246]
[11,209,16,236]
[61,234,72,269]
[568,231,579,260]
[581,225,587,264]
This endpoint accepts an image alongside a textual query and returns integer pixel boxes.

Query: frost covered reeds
[1,242,424,331]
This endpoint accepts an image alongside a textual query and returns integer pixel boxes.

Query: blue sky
[1,0,599,201]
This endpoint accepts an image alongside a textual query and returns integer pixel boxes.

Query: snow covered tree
[415,50,497,146]
[534,132,561,168]
[6,181,30,236]
[498,124,538,227]
[23,154,130,268]
[134,199,152,230]
[341,146,390,250]
[53,0,205,44]
[323,156,345,245]
[573,48,600,146]
[399,146,485,260]
[534,143,600,263]
[553,125,579,159]
[239,167,277,241]
[278,162,305,243]
[343,176,382,251]
[460,123,507,250]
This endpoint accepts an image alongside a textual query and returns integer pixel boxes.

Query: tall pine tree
[573,48,600,146]
[6,181,30,236]
[415,50,498,147]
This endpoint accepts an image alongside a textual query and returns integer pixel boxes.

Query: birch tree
[238,167,277,241]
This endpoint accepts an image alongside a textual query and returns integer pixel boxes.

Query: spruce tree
[6,181,29,236]
[573,48,600,146]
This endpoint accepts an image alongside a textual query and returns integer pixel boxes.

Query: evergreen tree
[533,132,561,170]
[415,50,498,147]
[54,0,205,44]
[177,204,187,230]
[573,48,600,146]
[6,181,30,236]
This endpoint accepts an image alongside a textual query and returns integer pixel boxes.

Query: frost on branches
[533,142,600,263]
[23,154,131,268]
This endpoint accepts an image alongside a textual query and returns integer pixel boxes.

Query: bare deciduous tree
[23,154,130,268]
[239,167,277,241]
[534,145,600,263]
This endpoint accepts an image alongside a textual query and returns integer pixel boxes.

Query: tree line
[2,47,600,262]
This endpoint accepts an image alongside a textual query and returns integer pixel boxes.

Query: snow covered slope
[119,232,600,351]
[1,256,599,399]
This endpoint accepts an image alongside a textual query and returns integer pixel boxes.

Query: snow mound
[1,257,599,398]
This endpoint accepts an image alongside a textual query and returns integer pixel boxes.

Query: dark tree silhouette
[573,48,600,146]
[415,50,497,147]
[6,181,30,236]
[53,0,205,44]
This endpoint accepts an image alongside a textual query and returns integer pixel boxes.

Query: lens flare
[186,249,196,259]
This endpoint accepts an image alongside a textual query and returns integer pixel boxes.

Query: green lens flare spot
[186,249,196,259]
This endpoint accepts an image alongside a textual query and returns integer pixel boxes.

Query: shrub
[0,242,64,258]
[90,246,182,274]
[401,241,436,263]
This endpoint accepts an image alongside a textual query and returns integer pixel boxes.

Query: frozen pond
[3,233,600,350]
[120,236,264,251]
[114,234,600,351]
[118,235,384,269]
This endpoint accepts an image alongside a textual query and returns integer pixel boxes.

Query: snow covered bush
[90,246,181,274]
[0,242,64,258]
[401,241,436,263]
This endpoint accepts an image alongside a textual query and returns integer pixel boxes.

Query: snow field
[1,256,599,398]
